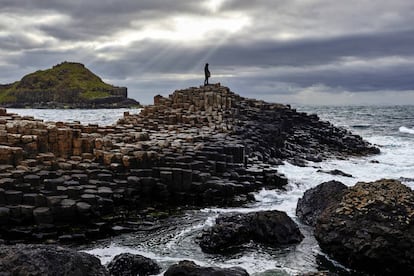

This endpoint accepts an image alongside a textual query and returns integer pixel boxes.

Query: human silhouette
[204,63,210,85]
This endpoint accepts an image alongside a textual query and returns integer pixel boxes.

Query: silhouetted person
[204,63,210,85]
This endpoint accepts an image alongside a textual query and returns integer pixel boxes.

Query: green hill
[0,62,140,108]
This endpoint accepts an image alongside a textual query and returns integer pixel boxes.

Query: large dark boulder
[296,180,348,226]
[199,210,303,253]
[164,260,249,276]
[106,253,160,276]
[0,244,108,276]
[315,179,414,275]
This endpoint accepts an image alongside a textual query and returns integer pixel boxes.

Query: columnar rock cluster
[0,84,378,243]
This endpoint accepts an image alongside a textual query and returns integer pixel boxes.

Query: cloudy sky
[1,0,414,105]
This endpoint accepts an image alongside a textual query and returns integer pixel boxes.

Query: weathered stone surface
[315,179,414,275]
[106,253,160,276]
[317,169,353,178]
[0,207,10,224]
[0,244,109,276]
[76,201,92,215]
[164,260,249,276]
[296,180,348,226]
[33,207,53,224]
[199,210,303,253]
[0,145,23,165]
[4,190,22,205]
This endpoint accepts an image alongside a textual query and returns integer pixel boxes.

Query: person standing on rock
[204,63,210,85]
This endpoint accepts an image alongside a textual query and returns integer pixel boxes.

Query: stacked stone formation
[0,84,377,243]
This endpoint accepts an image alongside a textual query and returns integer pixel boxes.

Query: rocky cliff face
[0,62,139,108]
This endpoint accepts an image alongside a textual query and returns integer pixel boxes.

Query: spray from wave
[399,126,414,134]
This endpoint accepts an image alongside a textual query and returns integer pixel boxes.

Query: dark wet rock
[164,260,249,276]
[199,210,303,253]
[298,272,338,276]
[317,169,353,178]
[315,179,414,275]
[0,244,109,276]
[289,157,307,167]
[107,253,160,276]
[33,207,54,224]
[296,180,348,226]
[0,207,10,224]
[4,190,23,205]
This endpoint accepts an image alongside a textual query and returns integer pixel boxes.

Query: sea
[8,105,414,275]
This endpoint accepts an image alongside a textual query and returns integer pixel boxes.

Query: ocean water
[9,106,414,275]
[6,108,141,126]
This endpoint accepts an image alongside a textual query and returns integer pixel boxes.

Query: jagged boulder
[315,179,414,275]
[0,244,109,276]
[106,253,160,276]
[164,260,249,276]
[198,210,303,253]
[296,180,348,226]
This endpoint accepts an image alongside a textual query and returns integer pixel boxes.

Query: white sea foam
[399,126,414,134]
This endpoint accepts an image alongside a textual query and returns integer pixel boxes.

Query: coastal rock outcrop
[0,83,379,243]
[107,253,160,276]
[0,62,140,108]
[315,179,414,275]
[296,180,348,226]
[0,244,109,276]
[198,210,303,253]
[164,260,249,276]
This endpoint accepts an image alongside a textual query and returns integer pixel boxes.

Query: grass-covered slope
[0,62,139,108]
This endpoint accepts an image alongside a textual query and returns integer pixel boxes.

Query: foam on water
[399,126,414,134]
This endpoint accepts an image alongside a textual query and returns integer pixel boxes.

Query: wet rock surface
[298,272,338,276]
[315,179,414,275]
[296,180,348,226]
[198,210,303,253]
[164,260,249,276]
[106,253,160,276]
[0,244,109,276]
[0,84,378,243]
[316,169,353,178]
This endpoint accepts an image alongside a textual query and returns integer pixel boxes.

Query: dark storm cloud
[2,1,203,40]
[1,0,414,104]
[82,28,414,92]
[0,1,202,15]
[210,29,414,67]
[0,33,46,51]
[80,28,414,75]
[277,63,414,92]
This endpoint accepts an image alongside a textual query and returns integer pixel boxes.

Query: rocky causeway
[0,83,384,274]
